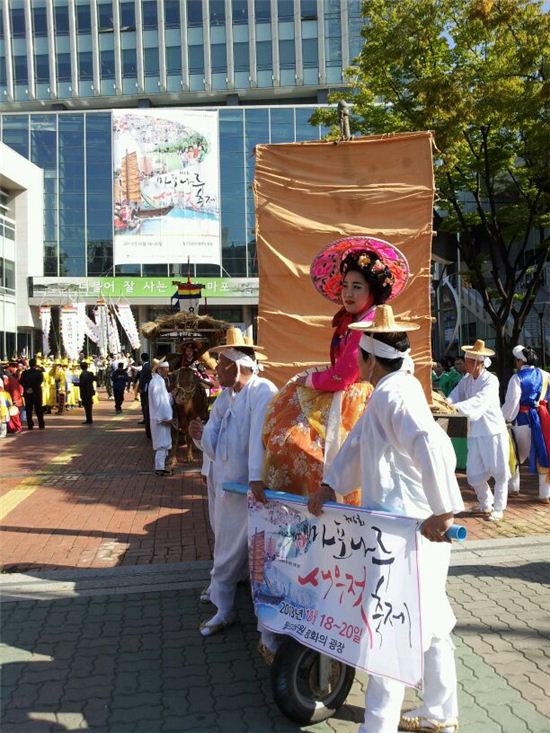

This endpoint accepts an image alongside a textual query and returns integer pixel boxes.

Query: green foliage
[311,0,549,377]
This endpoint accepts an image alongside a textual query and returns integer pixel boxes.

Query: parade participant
[189,328,277,637]
[448,340,510,521]
[5,363,24,433]
[0,375,13,438]
[137,352,152,438]
[438,358,464,397]
[111,362,129,413]
[148,360,174,476]
[19,358,45,430]
[79,362,97,424]
[309,304,464,733]
[263,236,409,504]
[502,345,550,503]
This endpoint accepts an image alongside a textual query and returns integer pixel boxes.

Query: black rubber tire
[270,637,356,724]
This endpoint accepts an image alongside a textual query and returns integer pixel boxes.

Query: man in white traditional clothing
[148,359,173,476]
[309,305,464,733]
[502,344,550,502]
[447,340,511,521]
[189,328,278,637]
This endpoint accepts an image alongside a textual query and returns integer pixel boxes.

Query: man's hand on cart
[421,512,454,543]
[308,483,336,516]
[250,480,267,504]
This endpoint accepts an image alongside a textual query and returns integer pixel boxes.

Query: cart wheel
[271,637,356,724]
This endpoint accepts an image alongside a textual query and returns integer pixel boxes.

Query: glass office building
[0,1,364,348]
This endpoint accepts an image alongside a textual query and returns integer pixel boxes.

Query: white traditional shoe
[488,510,504,521]
[399,711,459,732]
[538,497,550,504]
[199,611,236,637]
[472,503,492,514]
[199,586,212,604]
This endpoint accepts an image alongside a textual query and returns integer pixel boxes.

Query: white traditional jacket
[448,370,506,437]
[200,375,278,490]
[148,372,173,451]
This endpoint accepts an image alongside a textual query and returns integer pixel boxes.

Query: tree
[311,0,549,387]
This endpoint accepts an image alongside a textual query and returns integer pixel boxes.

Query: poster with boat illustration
[248,494,423,687]
[112,109,221,265]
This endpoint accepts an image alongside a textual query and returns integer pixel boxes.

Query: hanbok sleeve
[324,418,364,497]
[391,391,465,516]
[501,374,521,422]
[308,330,362,392]
[451,375,499,422]
[248,382,278,482]
[199,391,227,461]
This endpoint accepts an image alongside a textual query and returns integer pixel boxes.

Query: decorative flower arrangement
[357,253,371,267]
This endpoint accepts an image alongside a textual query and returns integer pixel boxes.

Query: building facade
[0,0,364,355]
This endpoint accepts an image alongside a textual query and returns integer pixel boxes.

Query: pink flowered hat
[310,235,410,304]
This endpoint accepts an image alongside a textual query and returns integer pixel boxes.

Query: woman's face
[341,271,372,315]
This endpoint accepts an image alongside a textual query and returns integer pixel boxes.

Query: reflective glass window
[278,1,294,21]
[0,57,6,86]
[164,0,180,27]
[256,40,272,70]
[302,38,318,67]
[143,265,169,276]
[14,56,28,85]
[211,44,226,73]
[279,39,295,69]
[77,4,91,33]
[254,0,270,22]
[98,3,114,31]
[35,54,50,83]
[4,259,15,290]
[144,48,159,77]
[270,107,294,143]
[33,6,48,36]
[209,0,225,26]
[301,0,317,20]
[57,53,72,82]
[30,115,57,171]
[166,46,181,75]
[101,49,115,78]
[189,46,204,74]
[325,0,342,67]
[79,51,93,80]
[123,48,137,78]
[296,107,317,140]
[0,6,3,39]
[348,0,363,59]
[55,5,70,35]
[10,6,25,38]
[88,240,113,277]
[86,114,112,276]
[187,0,202,26]
[234,42,248,72]
[2,116,29,158]
[232,0,248,24]
[142,1,158,29]
[120,2,135,29]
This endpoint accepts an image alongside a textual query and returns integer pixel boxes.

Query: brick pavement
[1,537,548,733]
[1,391,550,573]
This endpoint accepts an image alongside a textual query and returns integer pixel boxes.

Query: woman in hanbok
[263,236,410,505]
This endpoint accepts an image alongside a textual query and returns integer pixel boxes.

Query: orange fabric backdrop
[254,132,435,398]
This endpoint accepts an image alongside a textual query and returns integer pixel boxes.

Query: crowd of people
[2,236,548,733]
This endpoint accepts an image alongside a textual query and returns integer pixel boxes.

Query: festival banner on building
[107,310,122,354]
[39,305,51,355]
[115,303,141,350]
[112,109,221,266]
[84,315,99,344]
[242,488,423,687]
[60,304,80,361]
[94,300,109,357]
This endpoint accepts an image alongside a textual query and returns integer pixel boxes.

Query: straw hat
[310,235,410,304]
[243,335,267,362]
[152,358,170,372]
[462,339,495,359]
[348,305,420,333]
[209,326,265,354]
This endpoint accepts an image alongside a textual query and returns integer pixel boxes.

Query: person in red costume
[262,236,410,505]
[5,362,24,433]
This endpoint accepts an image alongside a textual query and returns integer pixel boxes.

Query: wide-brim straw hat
[462,339,495,358]
[209,326,265,354]
[152,358,170,372]
[348,304,420,333]
[310,235,410,304]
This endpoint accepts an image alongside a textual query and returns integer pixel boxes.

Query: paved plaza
[1,395,549,732]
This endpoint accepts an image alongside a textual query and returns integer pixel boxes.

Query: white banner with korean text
[115,304,140,350]
[39,305,51,356]
[113,109,221,266]
[248,492,423,687]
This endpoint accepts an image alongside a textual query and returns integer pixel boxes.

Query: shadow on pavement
[450,561,550,585]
